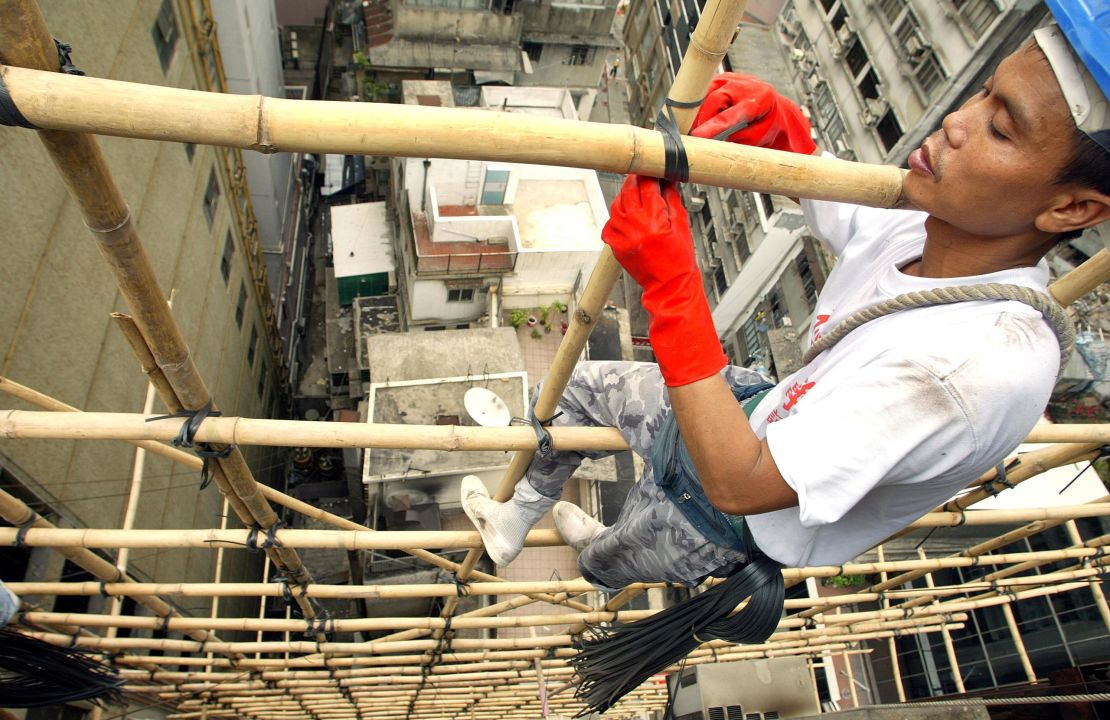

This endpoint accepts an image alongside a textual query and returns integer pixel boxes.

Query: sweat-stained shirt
[743,197,1060,568]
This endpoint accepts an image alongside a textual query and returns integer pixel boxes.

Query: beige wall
[0,0,277,618]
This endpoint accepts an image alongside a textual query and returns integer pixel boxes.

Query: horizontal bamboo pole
[5,522,1106,554]
[0,65,908,208]
[0,375,592,614]
[0,409,629,451]
[9,408,1110,452]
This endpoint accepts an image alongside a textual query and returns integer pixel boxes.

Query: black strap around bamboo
[570,554,784,716]
[0,71,37,129]
[654,97,703,184]
[527,410,563,459]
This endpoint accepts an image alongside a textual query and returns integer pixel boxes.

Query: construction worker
[462,10,1110,592]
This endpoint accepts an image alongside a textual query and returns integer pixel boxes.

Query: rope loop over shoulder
[802,283,1075,379]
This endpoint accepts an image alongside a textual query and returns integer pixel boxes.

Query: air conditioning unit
[859,97,889,126]
[666,658,819,720]
[829,38,845,60]
[780,16,802,37]
[904,31,931,65]
[836,19,857,47]
[688,195,707,213]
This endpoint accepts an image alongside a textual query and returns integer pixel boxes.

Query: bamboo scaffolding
[0,64,908,209]
[0,0,320,628]
[0,375,593,614]
[1065,520,1110,635]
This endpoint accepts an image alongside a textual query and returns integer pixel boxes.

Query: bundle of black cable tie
[569,554,783,716]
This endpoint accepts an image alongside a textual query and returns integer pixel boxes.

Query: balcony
[411,207,517,276]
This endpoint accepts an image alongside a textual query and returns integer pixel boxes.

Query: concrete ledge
[797,705,990,720]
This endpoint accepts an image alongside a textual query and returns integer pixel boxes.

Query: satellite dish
[464,387,512,427]
[386,488,430,511]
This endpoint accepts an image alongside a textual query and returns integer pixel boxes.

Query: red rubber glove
[691,73,817,155]
[602,176,727,387]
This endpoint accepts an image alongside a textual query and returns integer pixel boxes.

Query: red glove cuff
[645,274,728,387]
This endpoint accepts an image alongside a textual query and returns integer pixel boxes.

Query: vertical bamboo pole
[1065,520,1110,635]
[917,548,964,694]
[876,546,906,702]
[0,0,318,624]
[1001,602,1037,684]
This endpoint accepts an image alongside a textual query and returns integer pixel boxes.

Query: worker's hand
[602,176,726,386]
[691,73,817,155]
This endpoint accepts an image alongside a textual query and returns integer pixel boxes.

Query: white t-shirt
[744,198,1060,568]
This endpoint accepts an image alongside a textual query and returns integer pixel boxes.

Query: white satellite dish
[464,387,512,427]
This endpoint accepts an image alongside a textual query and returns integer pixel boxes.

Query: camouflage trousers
[524,360,768,591]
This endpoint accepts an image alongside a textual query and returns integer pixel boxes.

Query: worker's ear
[1034,187,1110,236]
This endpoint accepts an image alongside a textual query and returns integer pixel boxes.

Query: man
[462,16,1110,591]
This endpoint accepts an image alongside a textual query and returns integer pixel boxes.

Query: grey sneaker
[553,501,605,553]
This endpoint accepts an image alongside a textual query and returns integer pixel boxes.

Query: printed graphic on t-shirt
[813,314,831,342]
[767,377,817,423]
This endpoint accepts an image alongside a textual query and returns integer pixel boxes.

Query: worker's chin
[898,173,933,212]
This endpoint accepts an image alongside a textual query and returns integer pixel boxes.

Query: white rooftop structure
[331,201,396,280]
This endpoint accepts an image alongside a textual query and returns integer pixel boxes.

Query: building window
[795,252,818,309]
[713,263,728,296]
[818,0,838,13]
[844,41,869,78]
[857,69,881,100]
[876,109,904,153]
[248,326,258,367]
[447,288,474,303]
[257,371,267,403]
[425,325,446,331]
[759,193,775,220]
[151,0,178,74]
[734,223,750,264]
[220,232,234,284]
[203,170,220,229]
[951,0,1001,40]
[522,42,543,64]
[568,45,593,66]
[894,13,947,99]
[913,52,946,97]
[184,143,195,162]
[235,283,247,328]
[877,0,906,24]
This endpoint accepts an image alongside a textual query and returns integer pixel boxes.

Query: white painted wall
[410,280,485,323]
[212,0,293,254]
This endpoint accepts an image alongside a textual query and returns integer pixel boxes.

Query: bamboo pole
[1065,520,1110,635]
[876,545,906,703]
[0,409,630,451]
[0,64,908,209]
[12,408,1110,463]
[917,547,964,694]
[1050,249,1110,306]
[0,0,319,625]
[1001,602,1037,684]
[0,375,592,614]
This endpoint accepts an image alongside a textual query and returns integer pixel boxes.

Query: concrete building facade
[0,0,285,619]
[391,82,607,330]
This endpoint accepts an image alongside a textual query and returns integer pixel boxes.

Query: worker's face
[902,42,1077,237]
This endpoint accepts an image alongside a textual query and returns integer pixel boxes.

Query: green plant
[530,328,543,340]
[363,78,393,102]
[823,574,867,589]
[538,304,550,324]
[352,51,369,70]
[509,309,528,328]
[544,324,552,333]
[553,301,568,313]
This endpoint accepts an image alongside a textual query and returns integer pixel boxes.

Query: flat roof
[514,179,603,251]
[331,202,396,279]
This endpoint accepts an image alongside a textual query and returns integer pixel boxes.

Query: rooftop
[331,202,396,279]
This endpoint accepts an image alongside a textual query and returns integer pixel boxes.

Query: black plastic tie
[147,400,221,449]
[653,97,701,183]
[529,410,563,459]
[12,512,38,548]
[194,444,234,491]
[260,520,284,549]
[452,573,470,598]
[246,524,262,552]
[160,615,172,634]
[0,71,38,129]
[54,39,85,76]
